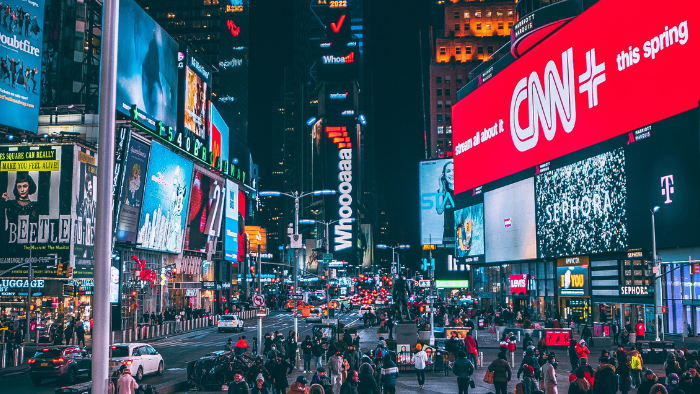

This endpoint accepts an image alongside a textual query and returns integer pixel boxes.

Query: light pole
[652,206,662,341]
[376,244,411,278]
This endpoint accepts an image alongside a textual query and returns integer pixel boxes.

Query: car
[109,343,164,381]
[28,346,92,386]
[218,315,244,332]
[306,308,324,323]
[358,305,375,315]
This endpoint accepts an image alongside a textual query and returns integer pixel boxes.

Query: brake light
[42,348,49,352]
[121,360,133,366]
[111,346,117,349]
[28,358,36,364]
[52,358,65,364]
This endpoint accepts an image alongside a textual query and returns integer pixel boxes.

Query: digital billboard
[452,0,700,194]
[137,142,194,254]
[484,178,537,263]
[360,224,373,271]
[184,66,208,140]
[117,0,179,130]
[115,137,150,244]
[184,169,225,253]
[72,146,97,278]
[237,189,246,262]
[557,257,589,296]
[455,203,484,261]
[224,180,239,262]
[0,145,73,277]
[209,103,229,168]
[0,0,45,133]
[419,159,454,246]
[536,148,627,258]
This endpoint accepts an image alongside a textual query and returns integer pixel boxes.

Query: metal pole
[652,211,660,341]
[93,0,119,390]
[429,250,435,346]
[25,258,32,344]
[258,315,263,355]
[294,196,299,339]
[257,244,262,294]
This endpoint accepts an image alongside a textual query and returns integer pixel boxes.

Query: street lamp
[376,244,410,277]
[651,206,662,341]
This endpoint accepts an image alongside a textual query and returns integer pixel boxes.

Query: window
[486,11,492,17]
[508,21,514,29]
[475,11,481,18]
[498,22,504,29]
[488,46,494,53]
[445,76,451,83]
[496,11,503,17]
[445,88,451,97]
[203,0,211,4]
[454,11,460,19]
[437,126,444,135]
[446,113,452,122]
[193,21,202,28]
[465,46,472,54]
[456,75,463,83]
[456,47,462,55]
[508,10,514,16]
[445,101,452,109]
[464,23,469,31]
[436,89,442,96]
[437,114,443,122]
[478,46,484,54]
[486,24,491,30]
[436,76,442,83]
[455,24,461,31]
[446,126,452,134]
[463,11,470,18]
[476,23,481,30]
[437,101,443,109]
[439,47,446,55]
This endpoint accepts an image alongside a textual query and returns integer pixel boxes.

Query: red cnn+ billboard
[452,0,700,194]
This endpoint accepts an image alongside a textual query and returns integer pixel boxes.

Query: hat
[579,358,588,366]
[668,373,679,386]
[123,368,131,375]
[457,350,468,358]
[379,340,387,347]
[257,373,265,382]
[579,339,586,345]
[524,365,534,376]
[317,367,326,373]
[575,369,585,379]
[416,344,422,351]
[296,376,308,385]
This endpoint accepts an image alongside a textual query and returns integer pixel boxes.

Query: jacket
[542,362,558,394]
[576,343,590,360]
[616,361,632,392]
[380,358,398,387]
[274,338,288,358]
[309,384,324,394]
[638,374,659,394]
[264,337,273,354]
[271,359,293,389]
[319,375,334,394]
[340,379,359,394]
[412,350,428,370]
[665,361,682,377]
[523,375,539,394]
[488,358,512,383]
[466,335,478,355]
[301,339,313,355]
[452,356,475,380]
[287,337,298,357]
[569,343,580,363]
[518,349,540,379]
[252,386,271,394]
[312,342,325,358]
[358,364,378,394]
[593,364,618,394]
[229,380,250,394]
[630,352,643,370]
[576,365,595,388]
[648,384,668,394]
[247,363,270,384]
[328,355,344,376]
[287,383,309,394]
[345,349,362,372]
[116,374,138,394]
[568,378,591,394]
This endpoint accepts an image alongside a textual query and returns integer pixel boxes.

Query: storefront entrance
[560,297,591,324]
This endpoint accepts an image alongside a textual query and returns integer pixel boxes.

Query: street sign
[323,253,333,263]
[322,318,338,325]
[391,265,397,274]
[290,234,303,249]
[291,294,304,300]
[253,294,266,307]
[427,295,438,300]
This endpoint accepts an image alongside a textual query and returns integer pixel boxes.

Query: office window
[456,47,462,55]
[464,11,470,18]
[193,21,202,28]
[445,76,451,83]
[455,24,461,31]
[486,24,491,30]
[445,88,451,97]
[465,46,472,54]
[464,23,469,31]
[488,46,494,53]
[446,126,452,134]
[437,114,443,122]
[486,11,492,17]
[445,101,452,109]
[508,21,514,29]
[446,113,452,122]
[498,22,504,29]
[475,11,481,18]
[454,11,460,18]
[437,126,444,135]
[478,46,484,54]
[456,75,463,83]
[436,76,442,83]
[439,47,446,55]
[436,89,442,96]
[437,101,443,109]
[476,23,481,30]
[497,11,503,17]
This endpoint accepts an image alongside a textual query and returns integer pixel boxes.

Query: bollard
[1,343,6,369]
[19,345,24,364]
[511,351,515,367]
[517,331,521,342]
[479,351,484,368]
[13,348,18,367]
[122,330,126,343]
[111,331,115,345]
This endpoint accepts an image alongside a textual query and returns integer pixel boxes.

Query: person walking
[287,376,309,394]
[630,350,643,388]
[229,371,250,394]
[264,333,273,355]
[569,369,591,394]
[576,340,591,360]
[637,370,659,394]
[340,370,359,394]
[518,347,540,381]
[412,343,428,388]
[465,331,479,368]
[253,375,271,394]
[53,323,64,345]
[582,326,593,348]
[665,353,683,378]
[271,355,294,394]
[116,368,138,394]
[316,367,333,394]
[612,322,620,346]
[357,364,378,394]
[453,350,475,394]
[569,341,580,373]
[542,352,559,394]
[635,320,646,341]
[301,335,313,373]
[616,358,632,394]
[592,360,617,394]
[380,353,398,394]
[522,365,539,394]
[288,331,298,369]
[75,321,86,347]
[312,339,324,370]
[488,351,512,394]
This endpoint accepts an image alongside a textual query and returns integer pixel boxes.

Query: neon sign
[335,148,353,251]
[341,110,354,116]
[330,0,347,8]
[330,15,346,33]
[330,92,348,99]
[322,52,354,64]
[226,20,241,37]
[226,0,244,13]
[219,58,243,69]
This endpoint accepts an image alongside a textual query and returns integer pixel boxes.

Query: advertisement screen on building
[0,145,73,277]
[72,146,97,278]
[237,189,246,262]
[115,137,150,244]
[209,103,229,168]
[536,148,627,258]
[455,203,484,261]
[117,0,179,130]
[419,159,455,246]
[509,274,528,295]
[224,180,239,262]
[484,178,537,263]
[185,169,225,253]
[452,0,700,195]
[184,66,208,140]
[137,142,194,254]
[0,0,45,133]
[557,264,588,296]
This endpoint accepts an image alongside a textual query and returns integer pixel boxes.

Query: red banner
[452,0,700,194]
[509,274,528,294]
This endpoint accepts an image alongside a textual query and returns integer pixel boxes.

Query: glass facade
[664,263,700,335]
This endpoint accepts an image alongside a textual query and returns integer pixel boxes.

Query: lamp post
[652,206,661,341]
[376,244,411,278]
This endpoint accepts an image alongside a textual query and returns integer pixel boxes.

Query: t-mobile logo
[661,175,674,204]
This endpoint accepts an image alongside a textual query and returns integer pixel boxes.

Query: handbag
[484,370,494,384]
[470,380,476,389]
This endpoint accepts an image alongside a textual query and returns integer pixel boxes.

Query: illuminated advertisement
[536,148,627,258]
[0,0,45,133]
[452,0,700,194]
[185,169,225,253]
[117,0,179,130]
[360,224,373,271]
[0,146,73,278]
[237,189,246,262]
[184,66,208,140]
[557,256,589,296]
[484,178,537,263]
[115,137,150,244]
[224,180,239,262]
[509,274,528,295]
[419,159,455,246]
[72,146,97,278]
[209,103,229,168]
[454,203,484,260]
[137,142,194,254]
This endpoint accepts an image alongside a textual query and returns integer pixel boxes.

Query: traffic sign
[291,294,304,300]
[322,318,338,325]
[253,294,266,307]
[323,253,333,263]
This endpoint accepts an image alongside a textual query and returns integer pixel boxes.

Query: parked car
[108,343,164,381]
[218,315,244,332]
[28,346,92,386]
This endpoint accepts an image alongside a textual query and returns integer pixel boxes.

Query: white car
[109,343,164,381]
[306,308,324,323]
[359,305,375,315]
[218,315,244,332]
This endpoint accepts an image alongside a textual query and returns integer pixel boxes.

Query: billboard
[237,189,246,262]
[360,224,373,271]
[72,146,97,278]
[484,178,537,263]
[557,256,589,296]
[117,0,179,130]
[184,169,225,253]
[419,159,454,246]
[209,103,229,168]
[536,148,627,258]
[137,142,194,254]
[452,0,700,194]
[115,137,150,244]
[0,145,73,277]
[0,0,45,133]
[224,180,239,262]
[455,203,484,261]
[183,60,210,140]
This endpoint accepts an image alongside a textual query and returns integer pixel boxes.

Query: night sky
[249,0,431,270]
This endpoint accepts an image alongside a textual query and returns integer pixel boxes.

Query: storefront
[659,247,700,336]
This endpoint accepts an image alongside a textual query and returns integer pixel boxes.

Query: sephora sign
[452,0,700,194]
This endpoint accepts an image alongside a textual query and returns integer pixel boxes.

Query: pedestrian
[271,355,294,394]
[302,335,313,373]
[116,368,138,394]
[357,363,378,394]
[635,320,646,341]
[630,350,643,388]
[675,350,687,371]
[679,373,694,394]
[666,373,681,394]
[616,359,632,394]
[312,339,324,369]
[518,347,540,381]
[309,383,324,394]
[340,370,359,394]
[317,367,334,394]
[452,350,475,394]
[522,364,539,394]
[574,358,595,388]
[248,357,270,384]
[236,336,249,355]
[598,350,613,368]
[648,383,668,394]
[64,322,74,345]
[75,320,86,346]
[253,374,271,394]
[638,370,659,394]
[150,311,156,325]
[345,344,361,372]
[226,338,235,352]
[287,376,309,394]
[569,369,592,394]
[412,343,428,388]
[380,353,398,394]
[576,340,590,360]
[229,370,250,394]
[54,323,64,345]
[328,351,344,392]
[612,322,620,345]
[465,331,479,368]
[523,333,534,350]
[542,351,558,394]
[582,326,593,348]
[288,331,298,368]
[488,351,512,394]
[569,341,580,373]
[175,313,182,332]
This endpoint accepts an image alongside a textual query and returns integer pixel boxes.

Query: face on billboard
[536,148,627,258]
[0,0,45,133]
[452,0,700,194]
[137,142,193,254]
[209,103,229,166]
[484,178,537,263]
[419,159,455,246]
[455,203,484,259]
[116,138,150,244]
[117,0,179,129]
[72,146,98,278]
[185,170,225,253]
[184,67,208,139]
[224,180,239,262]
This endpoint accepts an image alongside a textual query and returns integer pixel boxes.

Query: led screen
[137,142,193,254]
[184,66,208,139]
[557,265,589,296]
[209,103,229,167]
[117,0,179,129]
[419,159,454,246]
[484,178,536,262]
[185,169,225,253]
[115,138,150,244]
[72,146,98,278]
[224,180,239,262]
[455,203,484,260]
[536,148,627,258]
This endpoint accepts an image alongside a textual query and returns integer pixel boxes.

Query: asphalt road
[3,311,362,394]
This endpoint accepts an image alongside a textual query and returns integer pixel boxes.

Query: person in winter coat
[523,333,534,350]
[412,343,428,388]
[518,347,540,380]
[340,370,359,394]
[675,350,687,372]
[576,340,591,360]
[287,376,309,394]
[666,354,683,379]
[616,359,632,394]
[236,337,250,355]
[271,355,294,394]
[253,374,271,394]
[538,337,548,357]
[302,336,314,373]
[380,353,399,394]
[569,369,591,394]
[569,341,580,373]
[598,350,614,368]
[264,333,274,355]
[637,370,659,394]
[116,368,138,394]
[452,351,475,394]
[229,371,250,394]
[574,358,595,388]
[630,350,643,388]
[465,332,479,368]
[648,383,669,394]
[582,326,593,348]
[287,331,298,367]
[679,373,695,394]
[316,367,334,394]
[344,345,362,373]
[522,364,539,394]
[666,373,681,394]
[358,363,378,394]
[248,357,271,385]
[542,353,558,394]
[309,384,325,394]
[488,350,512,394]
[328,351,344,391]
[592,362,617,394]
[275,335,288,360]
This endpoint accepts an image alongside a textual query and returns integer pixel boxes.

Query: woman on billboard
[436,160,455,245]
[0,173,39,251]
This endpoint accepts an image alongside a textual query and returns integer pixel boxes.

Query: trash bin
[629,332,637,344]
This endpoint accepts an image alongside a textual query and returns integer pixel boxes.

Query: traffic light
[57,263,63,276]
[131,291,137,298]
[172,267,178,275]
[693,264,700,275]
